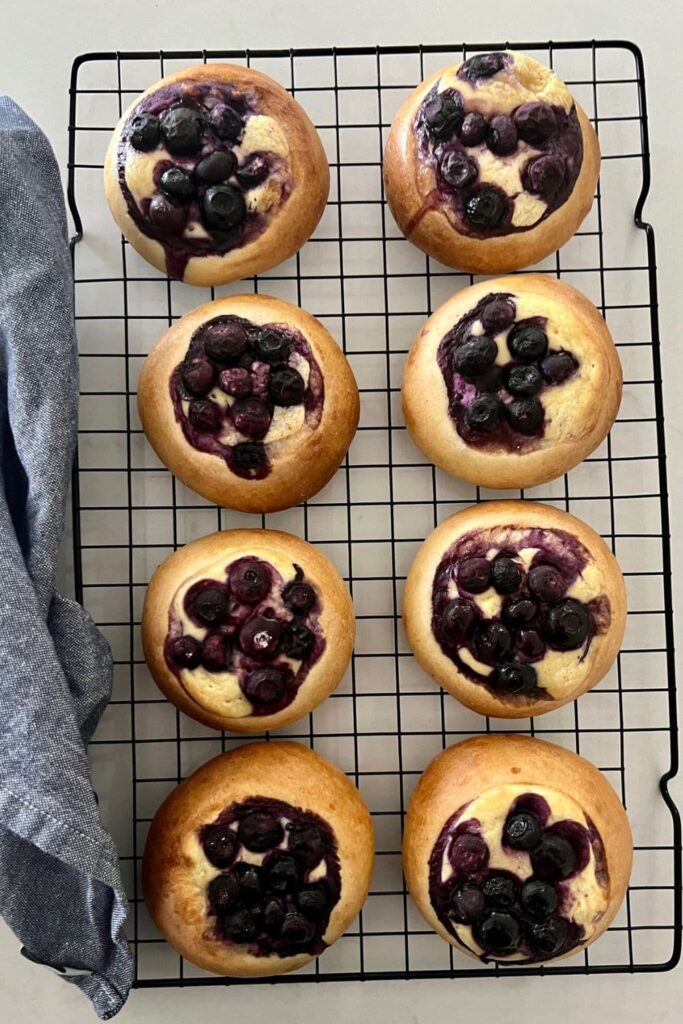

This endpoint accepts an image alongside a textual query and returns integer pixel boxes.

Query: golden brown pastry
[137,293,359,513]
[402,275,622,490]
[104,64,328,284]
[143,741,374,976]
[403,500,626,718]
[142,529,354,733]
[384,51,600,273]
[403,735,632,965]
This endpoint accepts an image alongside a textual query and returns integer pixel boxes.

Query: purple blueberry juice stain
[428,792,608,963]
[199,796,341,958]
[164,555,325,716]
[431,526,611,701]
[117,80,291,280]
[436,291,580,454]
[170,314,324,480]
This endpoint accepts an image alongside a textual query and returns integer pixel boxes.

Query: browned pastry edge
[403,734,633,963]
[402,500,627,719]
[137,293,359,512]
[143,741,375,976]
[142,528,355,733]
[104,63,329,285]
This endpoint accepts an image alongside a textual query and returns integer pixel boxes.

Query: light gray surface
[0,0,681,1020]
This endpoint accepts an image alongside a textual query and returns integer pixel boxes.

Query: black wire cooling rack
[67,41,681,985]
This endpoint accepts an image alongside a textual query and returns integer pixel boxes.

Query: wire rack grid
[67,40,680,986]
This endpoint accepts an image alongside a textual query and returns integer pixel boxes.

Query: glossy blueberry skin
[531,834,578,881]
[457,556,491,594]
[237,810,284,853]
[473,910,522,953]
[464,188,506,228]
[450,881,486,924]
[495,660,538,694]
[459,111,489,146]
[504,812,543,851]
[202,185,247,231]
[159,166,194,203]
[506,364,543,397]
[203,826,239,869]
[423,89,463,140]
[450,832,490,875]
[490,556,522,595]
[440,598,476,642]
[546,598,590,650]
[452,335,498,377]
[505,396,544,435]
[487,115,518,156]
[440,151,478,189]
[160,106,203,156]
[209,102,243,140]
[464,394,503,433]
[507,324,549,363]
[168,635,201,669]
[195,150,237,184]
[129,113,160,151]
[243,667,288,707]
[520,880,558,921]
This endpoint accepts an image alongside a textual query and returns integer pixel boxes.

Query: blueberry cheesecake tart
[403,501,626,719]
[403,735,632,964]
[143,741,374,976]
[142,529,354,733]
[402,275,622,489]
[384,51,600,273]
[104,64,329,284]
[137,293,359,512]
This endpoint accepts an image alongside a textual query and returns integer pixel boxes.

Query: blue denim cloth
[0,97,134,1018]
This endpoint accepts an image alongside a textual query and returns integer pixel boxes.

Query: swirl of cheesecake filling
[198,796,341,957]
[165,553,325,719]
[411,51,583,238]
[437,290,582,450]
[117,78,291,279]
[170,313,324,480]
[431,525,612,703]
[428,784,609,963]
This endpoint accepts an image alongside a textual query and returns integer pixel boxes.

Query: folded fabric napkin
[0,97,134,1018]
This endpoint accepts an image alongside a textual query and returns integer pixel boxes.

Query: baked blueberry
[464,188,506,228]
[243,667,287,706]
[263,895,286,930]
[168,635,201,668]
[473,910,522,953]
[503,597,538,625]
[232,397,272,439]
[203,824,239,868]
[487,115,518,156]
[505,397,544,435]
[160,106,203,156]
[219,367,252,398]
[459,111,489,146]
[269,367,305,406]
[507,323,548,363]
[440,151,477,189]
[461,53,506,80]
[457,556,491,594]
[530,834,577,881]
[541,350,578,384]
[201,633,230,671]
[464,394,503,433]
[490,556,522,594]
[514,102,557,144]
[181,357,215,396]
[546,598,590,650]
[209,102,243,141]
[480,296,516,334]
[265,851,301,893]
[129,112,160,151]
[189,585,229,627]
[280,911,316,944]
[287,823,323,867]
[506,364,543,397]
[238,810,284,853]
[474,621,513,664]
[195,149,237,184]
[295,883,330,919]
[504,812,543,851]
[202,320,250,363]
[452,335,498,377]
[232,862,265,904]
[515,629,545,660]
[202,185,246,232]
[528,565,566,603]
[250,361,271,398]
[423,89,463,139]
[222,907,260,943]
[495,660,538,694]
[283,581,316,615]
[236,153,270,189]
[449,881,486,924]
[473,364,505,394]
[239,615,283,660]
[282,621,315,660]
[520,879,558,921]
[529,916,569,957]
[228,560,271,605]
[526,154,566,196]
[253,328,292,364]
[159,166,194,203]
[208,871,240,910]
[233,442,266,470]
[148,193,187,234]
[440,598,476,642]
[482,872,518,910]
[450,832,489,874]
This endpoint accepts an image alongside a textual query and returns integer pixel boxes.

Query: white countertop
[1,0,681,1021]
